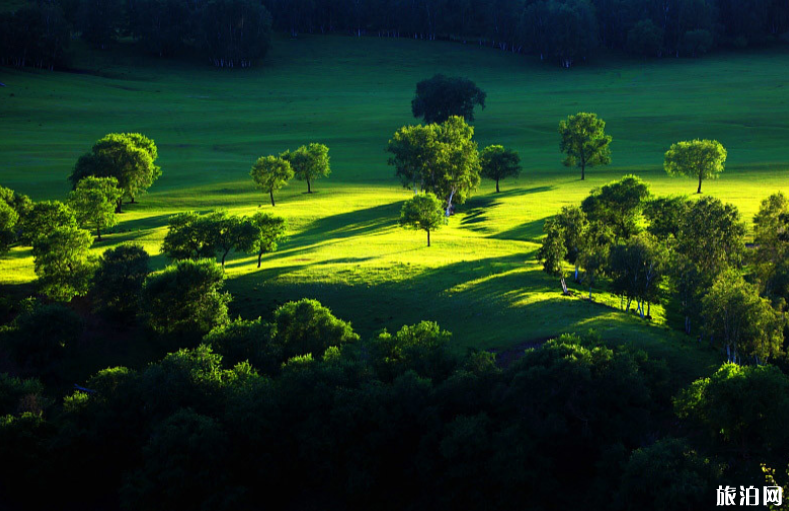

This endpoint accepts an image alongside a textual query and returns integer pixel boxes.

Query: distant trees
[67,176,123,240]
[664,139,727,193]
[559,112,612,180]
[282,143,331,194]
[626,19,664,58]
[250,155,293,206]
[399,193,444,247]
[411,75,487,123]
[142,259,230,335]
[387,116,481,213]
[480,145,521,193]
[0,3,71,69]
[521,0,599,67]
[69,133,161,212]
[199,0,274,68]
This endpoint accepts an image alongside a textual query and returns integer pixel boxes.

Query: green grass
[6,35,789,379]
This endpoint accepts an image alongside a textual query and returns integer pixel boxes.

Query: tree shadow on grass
[458,186,555,235]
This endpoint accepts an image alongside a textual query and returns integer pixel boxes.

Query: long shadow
[458,186,556,235]
[492,218,546,242]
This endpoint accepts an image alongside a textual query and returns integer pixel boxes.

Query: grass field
[4,35,789,377]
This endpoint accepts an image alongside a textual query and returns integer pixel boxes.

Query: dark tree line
[263,0,789,65]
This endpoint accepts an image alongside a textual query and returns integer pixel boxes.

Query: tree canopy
[282,143,330,194]
[399,192,444,247]
[480,145,521,193]
[68,176,123,240]
[250,155,294,206]
[664,139,727,193]
[411,74,487,123]
[559,112,612,180]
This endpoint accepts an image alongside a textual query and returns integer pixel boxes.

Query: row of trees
[0,0,274,69]
[263,0,789,65]
[539,174,787,364]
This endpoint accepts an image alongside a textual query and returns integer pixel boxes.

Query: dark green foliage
[77,0,122,47]
[1,304,83,373]
[615,438,722,511]
[559,112,612,180]
[644,195,691,240]
[0,3,71,69]
[204,318,281,374]
[626,19,664,58]
[247,212,286,268]
[199,0,273,68]
[370,321,456,382]
[0,413,57,505]
[0,200,18,255]
[282,143,331,194]
[0,373,44,416]
[19,200,77,245]
[411,74,487,123]
[142,259,230,336]
[582,174,650,240]
[273,298,359,359]
[128,0,193,57]
[92,244,151,320]
[676,363,789,456]
[32,224,97,301]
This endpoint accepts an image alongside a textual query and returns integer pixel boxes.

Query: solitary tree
[32,224,96,301]
[162,212,219,261]
[250,155,293,206]
[283,143,330,194]
[411,74,487,123]
[538,220,569,294]
[559,112,612,180]
[664,139,727,194]
[480,145,521,193]
[399,193,444,247]
[68,176,123,240]
[247,212,286,268]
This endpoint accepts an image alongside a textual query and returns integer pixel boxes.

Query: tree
[69,133,161,211]
[32,224,96,301]
[161,212,219,261]
[607,233,669,318]
[2,304,83,373]
[753,193,789,298]
[283,143,330,194]
[664,139,727,193]
[581,175,651,240]
[250,155,293,206]
[411,74,487,123]
[676,196,745,277]
[399,192,444,247]
[142,259,231,336]
[370,321,456,382]
[68,176,123,240]
[203,211,259,268]
[128,0,192,57]
[701,269,784,363]
[538,220,569,294]
[77,0,122,47]
[578,241,609,300]
[386,124,437,192]
[675,363,789,456]
[480,145,521,193]
[552,205,588,279]
[386,117,481,211]
[272,299,359,359]
[559,112,612,180]
[247,212,286,268]
[615,438,721,511]
[91,244,150,320]
[18,200,76,245]
[644,196,691,240]
[203,318,281,374]
[0,200,18,255]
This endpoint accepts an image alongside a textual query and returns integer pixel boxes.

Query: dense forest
[3,0,789,69]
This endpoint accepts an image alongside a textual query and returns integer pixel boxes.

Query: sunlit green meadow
[4,35,789,376]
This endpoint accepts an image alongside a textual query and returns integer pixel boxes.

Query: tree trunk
[307,178,312,194]
[221,250,229,268]
[270,190,275,206]
[560,276,568,295]
[257,250,263,268]
[427,229,431,247]
[581,164,585,180]
[589,286,593,300]
[116,198,123,213]
[496,179,500,193]
[96,226,102,241]
[697,173,703,194]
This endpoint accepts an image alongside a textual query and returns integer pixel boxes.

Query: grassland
[4,36,789,377]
